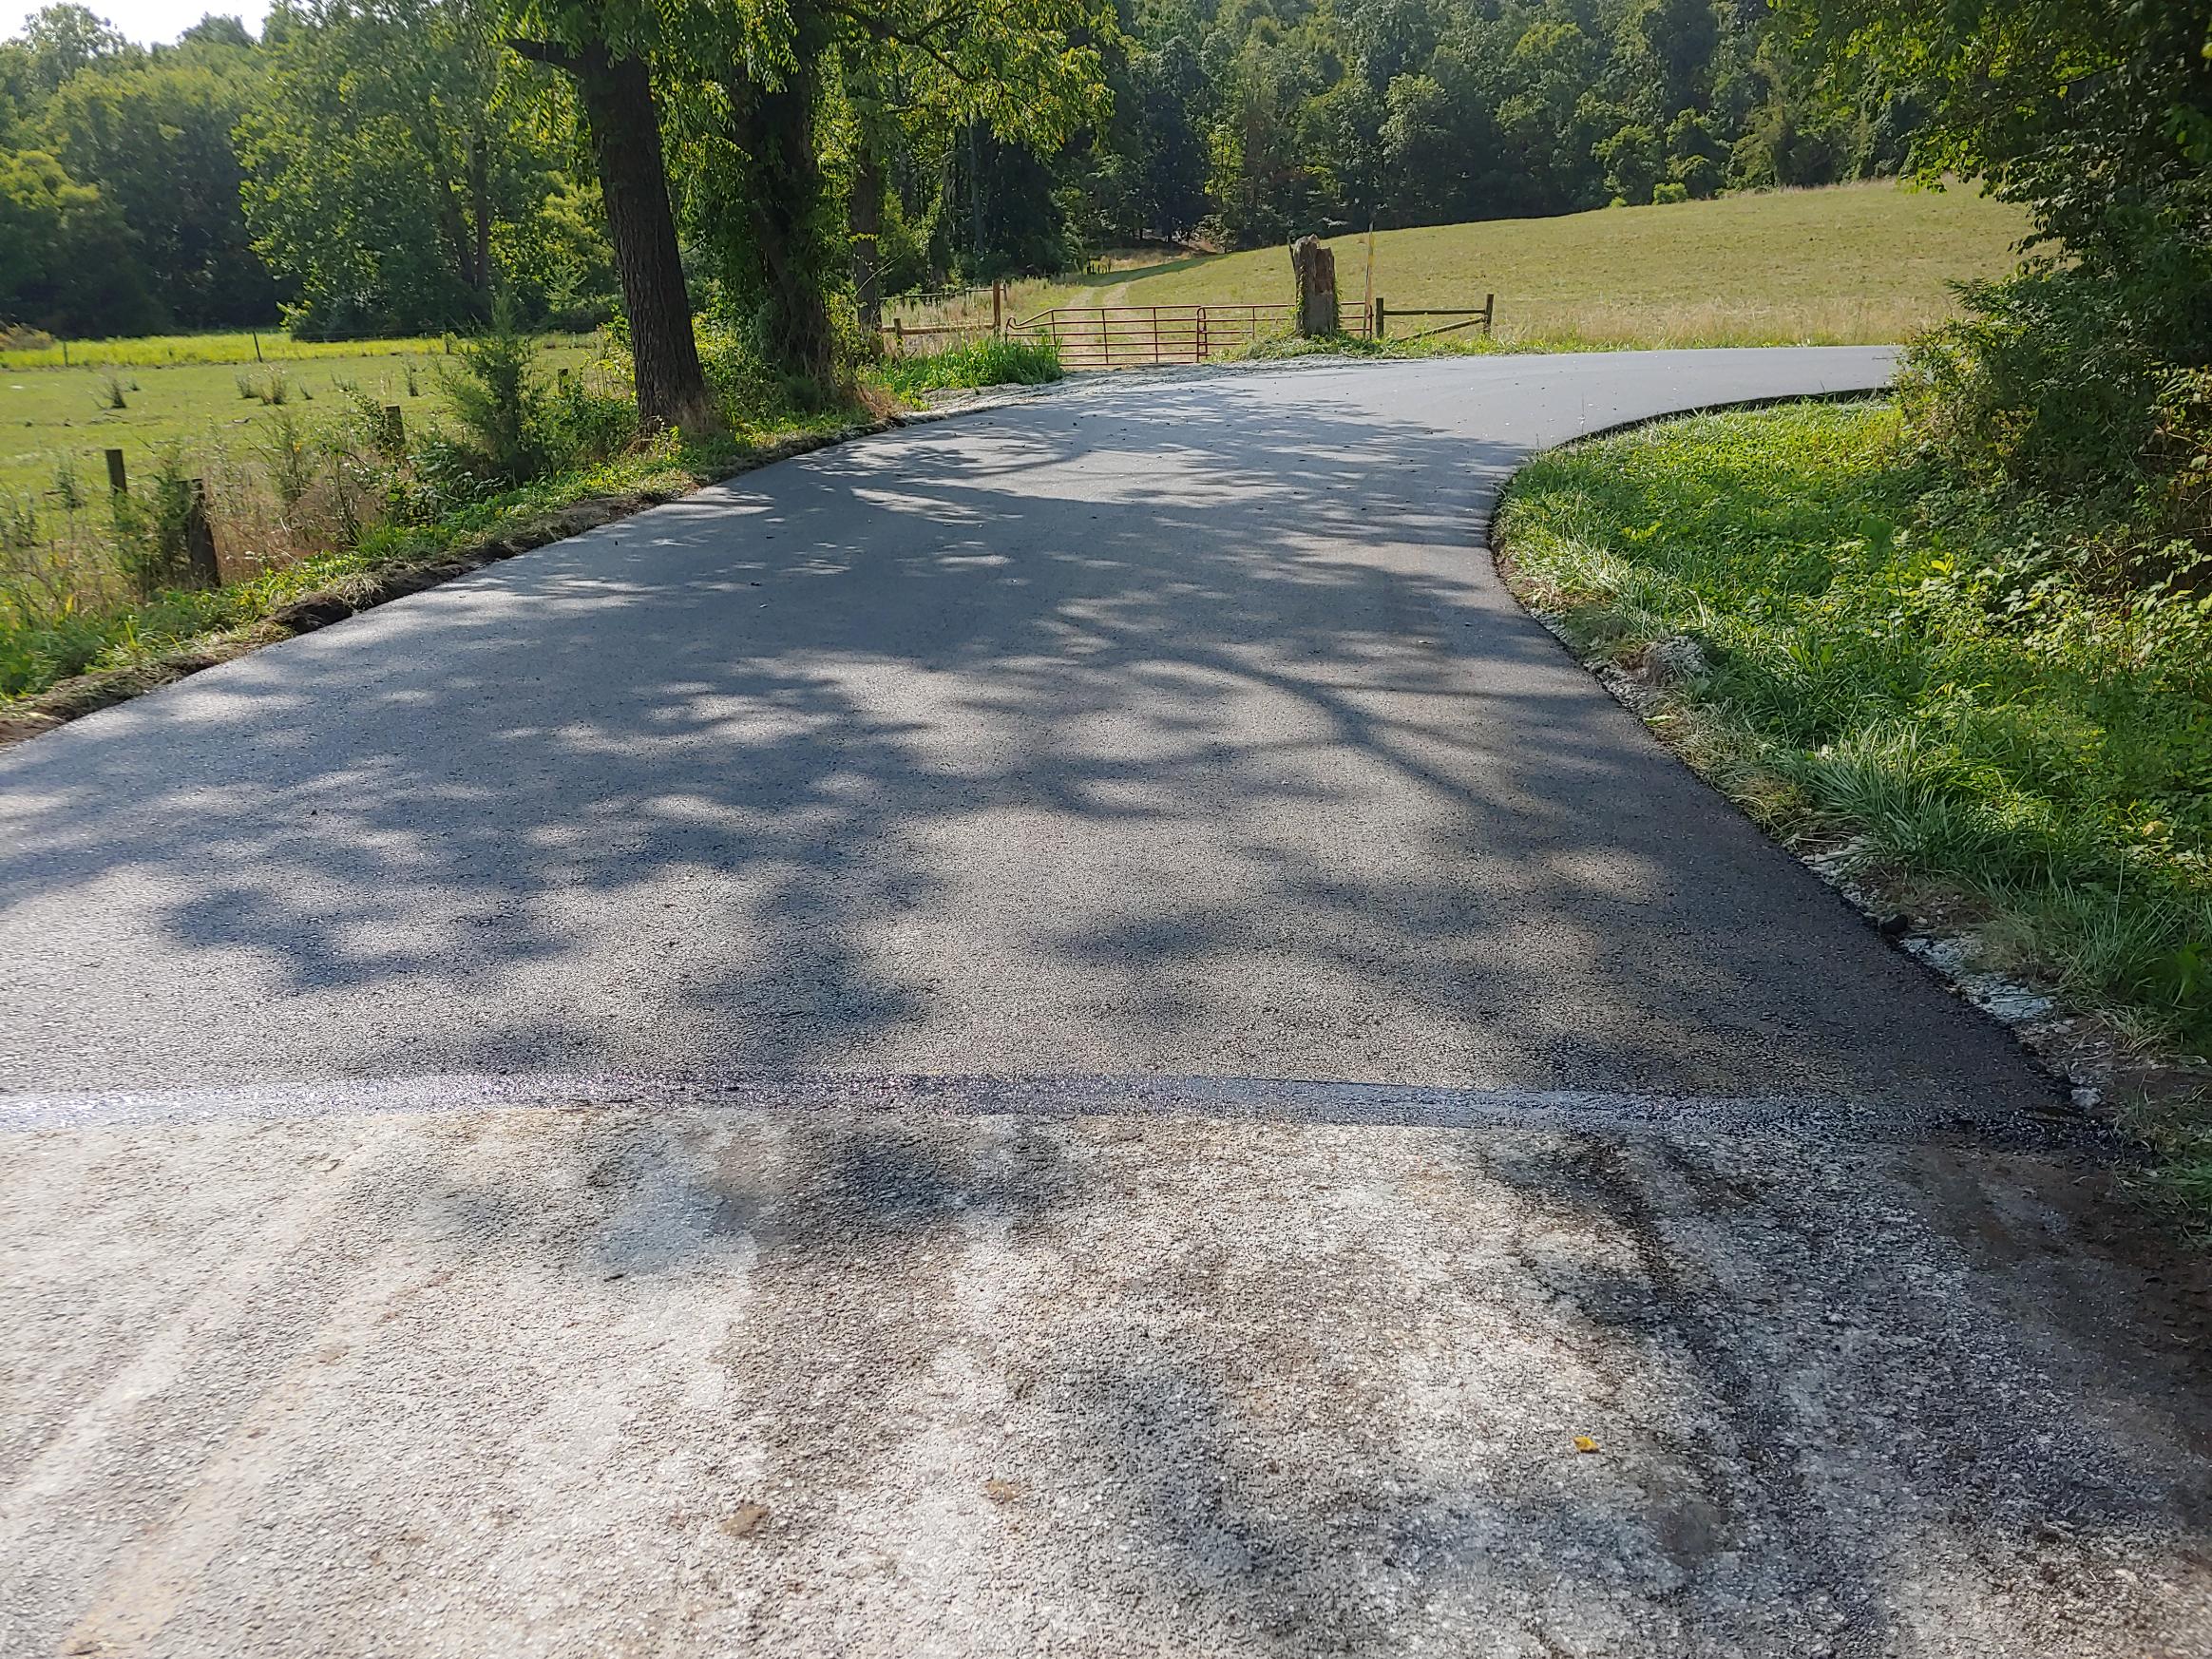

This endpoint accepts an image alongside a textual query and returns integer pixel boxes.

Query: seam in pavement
[0,1071,2114,1147]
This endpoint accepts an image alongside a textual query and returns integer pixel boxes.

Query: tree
[0,42,34,146]
[242,0,566,337]
[180,14,256,48]
[0,146,160,332]
[505,2,715,429]
[1785,0,2212,505]
[664,0,1106,383]
[1595,120,1662,206]
[1666,108,1725,199]
[1496,20,1605,214]
[42,40,276,325]
[1784,0,2212,315]
[1130,36,1211,240]
[19,5,124,92]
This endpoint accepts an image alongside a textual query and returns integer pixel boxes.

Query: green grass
[984,181,2031,349]
[0,330,600,371]
[873,335,1063,397]
[1497,401,2212,1201]
[0,342,601,501]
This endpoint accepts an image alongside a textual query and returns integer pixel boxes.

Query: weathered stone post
[1288,236,1338,336]
[182,479,220,590]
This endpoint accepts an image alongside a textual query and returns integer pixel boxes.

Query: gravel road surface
[3,352,2206,1656]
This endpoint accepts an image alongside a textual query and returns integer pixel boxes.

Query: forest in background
[0,0,1910,345]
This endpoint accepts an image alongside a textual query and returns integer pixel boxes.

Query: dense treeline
[0,0,1901,346]
[1027,0,1915,264]
[0,2,618,336]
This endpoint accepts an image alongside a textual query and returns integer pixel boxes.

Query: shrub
[1898,260,2212,601]
[257,408,317,514]
[538,370,639,469]
[441,301,549,485]
[107,448,200,596]
[872,335,1062,398]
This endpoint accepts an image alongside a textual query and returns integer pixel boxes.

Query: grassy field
[0,330,600,370]
[1498,402,2211,1210]
[898,181,2031,348]
[1,340,602,501]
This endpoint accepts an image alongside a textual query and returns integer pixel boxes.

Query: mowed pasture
[913,181,2031,349]
[0,338,602,502]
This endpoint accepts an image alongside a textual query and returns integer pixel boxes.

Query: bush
[1898,260,2212,600]
[1901,264,2165,503]
[107,449,202,596]
[697,325,803,429]
[442,302,549,486]
[538,372,639,468]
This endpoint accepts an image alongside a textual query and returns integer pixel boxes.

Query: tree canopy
[1,0,1929,387]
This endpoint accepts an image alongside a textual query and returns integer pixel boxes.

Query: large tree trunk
[730,53,838,394]
[520,39,715,431]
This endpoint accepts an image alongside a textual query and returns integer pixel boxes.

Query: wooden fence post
[105,448,127,495]
[1374,296,1386,340]
[183,479,220,590]
[993,280,1004,337]
[1483,293,1496,336]
[892,317,904,353]
[381,405,405,452]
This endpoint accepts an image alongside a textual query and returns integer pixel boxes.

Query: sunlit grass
[0,330,601,370]
[0,342,604,500]
[998,181,2029,348]
[872,335,1063,396]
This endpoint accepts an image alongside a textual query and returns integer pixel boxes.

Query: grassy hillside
[1005,181,2031,349]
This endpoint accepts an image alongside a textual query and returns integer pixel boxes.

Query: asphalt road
[4,351,2208,1656]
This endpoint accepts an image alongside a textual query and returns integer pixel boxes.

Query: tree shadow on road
[0,371,2047,1106]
